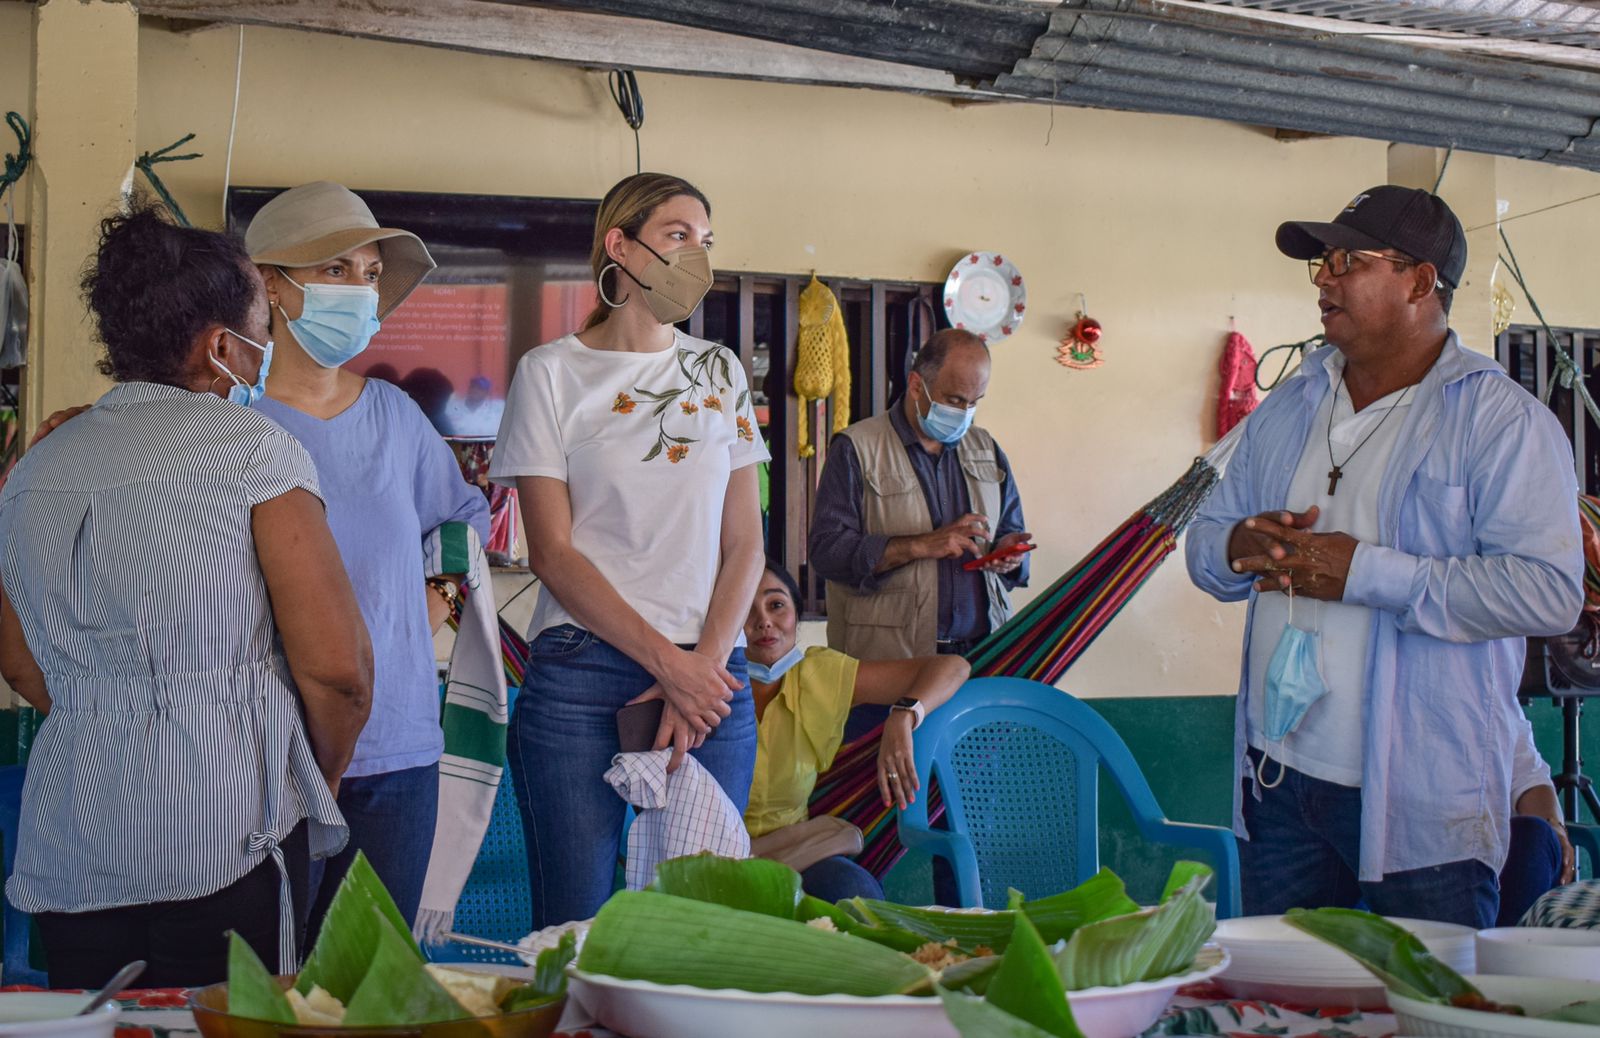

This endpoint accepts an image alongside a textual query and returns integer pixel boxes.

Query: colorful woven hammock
[472,430,1244,880]
[807,433,1242,878]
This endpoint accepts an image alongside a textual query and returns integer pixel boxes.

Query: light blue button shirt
[1186,335,1584,880]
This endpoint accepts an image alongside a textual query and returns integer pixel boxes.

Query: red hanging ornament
[1058,310,1104,369]
[1217,329,1259,437]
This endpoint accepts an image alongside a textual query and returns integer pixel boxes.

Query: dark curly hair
[80,200,259,385]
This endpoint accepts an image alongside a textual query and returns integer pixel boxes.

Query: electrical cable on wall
[609,69,644,175]
[222,25,245,218]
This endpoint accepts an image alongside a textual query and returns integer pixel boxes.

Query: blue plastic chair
[425,689,534,966]
[0,764,44,985]
[898,677,1242,918]
[1570,822,1600,879]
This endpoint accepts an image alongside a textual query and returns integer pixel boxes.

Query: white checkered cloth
[604,749,751,890]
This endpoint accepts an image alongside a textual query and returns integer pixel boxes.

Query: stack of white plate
[1212,915,1476,1010]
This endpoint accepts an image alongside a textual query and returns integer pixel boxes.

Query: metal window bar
[693,274,941,616]
[1497,325,1600,495]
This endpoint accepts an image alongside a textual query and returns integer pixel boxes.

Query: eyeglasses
[1307,247,1420,284]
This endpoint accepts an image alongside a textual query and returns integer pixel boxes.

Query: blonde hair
[581,173,711,331]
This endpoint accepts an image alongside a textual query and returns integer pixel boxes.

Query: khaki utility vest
[824,412,1012,660]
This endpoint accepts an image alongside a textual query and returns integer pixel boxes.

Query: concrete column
[1387,143,1497,354]
[23,0,139,427]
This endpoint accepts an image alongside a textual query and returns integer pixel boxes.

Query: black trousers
[35,822,309,989]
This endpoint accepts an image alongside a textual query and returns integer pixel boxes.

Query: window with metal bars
[1496,324,1600,495]
[688,273,944,617]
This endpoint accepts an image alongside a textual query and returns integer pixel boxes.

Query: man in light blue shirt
[1186,185,1583,927]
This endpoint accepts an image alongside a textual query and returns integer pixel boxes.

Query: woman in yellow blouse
[743,561,968,900]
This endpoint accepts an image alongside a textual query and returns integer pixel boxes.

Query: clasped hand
[628,646,740,772]
[1229,506,1358,601]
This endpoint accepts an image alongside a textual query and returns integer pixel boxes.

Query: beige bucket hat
[244,181,435,320]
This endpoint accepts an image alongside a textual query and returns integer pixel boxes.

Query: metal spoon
[77,959,146,1016]
[439,931,530,957]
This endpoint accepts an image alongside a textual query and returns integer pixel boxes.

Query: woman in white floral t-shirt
[490,173,768,925]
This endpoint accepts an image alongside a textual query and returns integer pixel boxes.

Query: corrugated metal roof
[529,0,1600,172]
[1206,0,1600,49]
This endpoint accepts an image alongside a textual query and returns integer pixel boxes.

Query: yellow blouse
[744,646,860,838]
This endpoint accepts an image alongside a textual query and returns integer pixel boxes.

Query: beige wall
[11,9,1600,696]
[0,3,32,205]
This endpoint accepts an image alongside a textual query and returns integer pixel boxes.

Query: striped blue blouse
[0,383,347,968]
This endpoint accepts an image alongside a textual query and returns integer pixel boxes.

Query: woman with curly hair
[0,202,371,987]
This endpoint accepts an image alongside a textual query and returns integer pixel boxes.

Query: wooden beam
[133,0,1009,101]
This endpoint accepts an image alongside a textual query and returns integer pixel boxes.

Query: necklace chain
[1325,378,1414,494]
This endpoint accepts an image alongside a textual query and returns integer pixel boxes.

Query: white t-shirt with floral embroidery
[490,330,770,644]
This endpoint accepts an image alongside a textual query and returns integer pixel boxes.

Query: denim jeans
[508,625,756,928]
[1240,749,1499,928]
[801,855,883,903]
[1498,815,1563,927]
[306,762,440,938]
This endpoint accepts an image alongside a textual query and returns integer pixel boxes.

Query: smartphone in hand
[616,698,666,753]
[962,540,1037,572]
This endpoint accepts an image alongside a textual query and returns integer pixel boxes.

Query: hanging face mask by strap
[1257,586,1331,789]
[0,112,32,372]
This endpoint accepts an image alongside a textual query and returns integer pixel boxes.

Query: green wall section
[0,696,1592,907]
[884,693,1600,907]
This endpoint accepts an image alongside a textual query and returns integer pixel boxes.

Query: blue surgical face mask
[278,270,381,368]
[212,329,274,406]
[748,645,805,684]
[917,380,976,445]
[1257,600,1329,789]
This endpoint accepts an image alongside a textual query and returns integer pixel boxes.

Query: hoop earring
[208,374,225,394]
[597,263,629,308]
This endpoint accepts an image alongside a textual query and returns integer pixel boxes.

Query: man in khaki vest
[809,329,1031,665]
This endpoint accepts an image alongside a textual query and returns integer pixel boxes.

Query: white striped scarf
[415,521,509,941]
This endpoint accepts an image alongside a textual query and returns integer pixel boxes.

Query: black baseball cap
[1276,185,1467,290]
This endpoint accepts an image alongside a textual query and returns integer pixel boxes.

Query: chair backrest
[426,690,533,965]
[905,676,1171,908]
[0,764,43,986]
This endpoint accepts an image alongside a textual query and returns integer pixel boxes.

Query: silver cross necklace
[1326,378,1414,495]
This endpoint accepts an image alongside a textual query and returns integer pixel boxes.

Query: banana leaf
[981,913,1085,1038]
[224,932,295,1024]
[1052,867,1216,990]
[499,931,577,1013]
[577,889,933,996]
[341,910,472,1027]
[843,867,1141,955]
[650,853,803,919]
[1283,908,1482,1005]
[295,851,422,1000]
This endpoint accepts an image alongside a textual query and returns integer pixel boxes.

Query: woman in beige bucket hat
[243,182,489,937]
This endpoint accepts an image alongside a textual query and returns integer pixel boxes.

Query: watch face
[893,697,919,710]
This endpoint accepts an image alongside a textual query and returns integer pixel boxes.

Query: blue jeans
[1498,815,1564,927]
[1240,750,1499,928]
[306,762,440,937]
[508,626,756,928]
[801,856,883,903]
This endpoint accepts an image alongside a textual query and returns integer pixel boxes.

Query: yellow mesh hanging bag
[793,275,851,458]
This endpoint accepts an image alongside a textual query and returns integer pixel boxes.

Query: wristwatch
[890,697,925,730]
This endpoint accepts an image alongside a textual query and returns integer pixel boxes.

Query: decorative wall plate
[942,252,1026,343]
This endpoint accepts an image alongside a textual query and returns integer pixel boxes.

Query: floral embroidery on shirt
[629,345,755,463]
